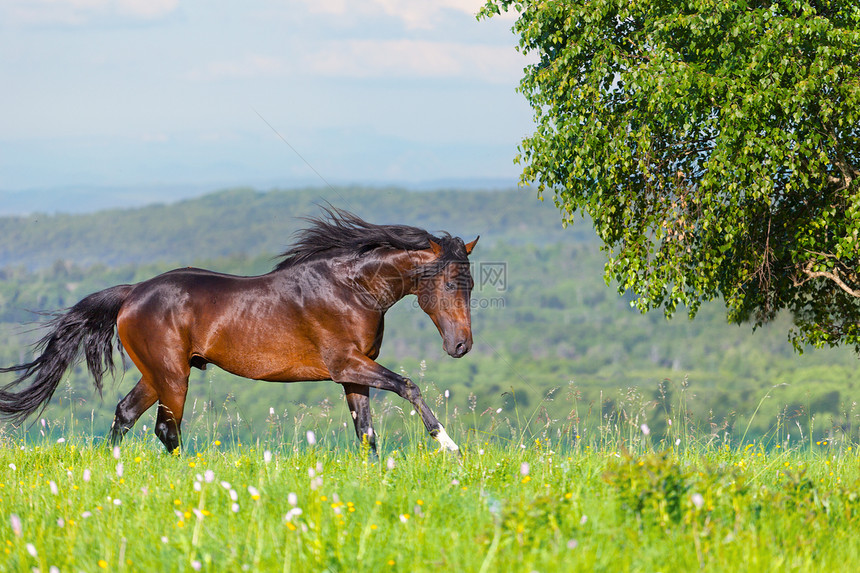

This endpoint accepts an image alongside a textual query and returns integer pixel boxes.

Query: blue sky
[0,0,532,199]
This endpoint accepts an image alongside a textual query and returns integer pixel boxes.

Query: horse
[0,208,478,456]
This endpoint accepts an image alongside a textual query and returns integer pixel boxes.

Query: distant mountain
[0,186,593,269]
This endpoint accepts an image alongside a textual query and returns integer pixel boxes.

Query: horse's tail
[0,284,133,425]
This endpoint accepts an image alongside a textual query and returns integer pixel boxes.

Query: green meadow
[2,394,859,573]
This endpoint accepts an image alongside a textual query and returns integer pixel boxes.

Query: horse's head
[414,236,479,358]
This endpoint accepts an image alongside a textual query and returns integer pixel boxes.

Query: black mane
[273,207,469,273]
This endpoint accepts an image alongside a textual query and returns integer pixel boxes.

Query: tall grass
[2,375,860,572]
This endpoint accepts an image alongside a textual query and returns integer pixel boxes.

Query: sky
[0,0,533,204]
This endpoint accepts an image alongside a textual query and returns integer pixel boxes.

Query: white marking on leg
[434,426,460,452]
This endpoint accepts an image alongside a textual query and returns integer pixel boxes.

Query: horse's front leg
[330,353,460,454]
[341,383,378,459]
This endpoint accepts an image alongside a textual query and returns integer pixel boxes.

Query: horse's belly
[206,344,331,382]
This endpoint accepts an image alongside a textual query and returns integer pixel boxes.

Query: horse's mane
[273,206,468,273]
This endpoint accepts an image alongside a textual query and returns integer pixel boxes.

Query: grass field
[2,403,860,573]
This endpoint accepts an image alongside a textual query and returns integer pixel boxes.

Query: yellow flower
[188,462,196,468]
[98,560,108,569]
[176,521,185,528]
[521,476,532,484]
[134,457,142,463]
[174,499,181,505]
[564,492,573,500]
[388,560,396,566]
[213,440,221,446]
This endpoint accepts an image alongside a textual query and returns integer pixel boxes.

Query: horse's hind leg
[342,383,377,458]
[109,377,158,446]
[154,380,189,454]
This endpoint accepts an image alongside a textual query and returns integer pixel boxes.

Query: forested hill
[0,186,595,269]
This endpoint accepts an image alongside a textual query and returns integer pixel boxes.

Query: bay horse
[0,208,478,456]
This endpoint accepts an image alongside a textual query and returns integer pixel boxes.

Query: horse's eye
[445,282,456,291]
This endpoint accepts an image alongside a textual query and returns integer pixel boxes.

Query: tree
[480,0,860,351]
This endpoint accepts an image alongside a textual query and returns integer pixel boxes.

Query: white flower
[57,518,65,528]
[691,493,705,510]
[56,437,65,443]
[113,445,121,459]
[231,503,240,513]
[191,559,202,570]
[248,486,260,499]
[230,489,238,501]
[580,515,588,525]
[640,423,651,436]
[306,430,317,445]
[113,499,122,506]
[83,468,91,482]
[26,543,37,557]
[520,462,530,476]
[116,462,124,477]
[264,450,272,464]
[10,514,22,537]
[444,389,450,398]
[496,408,503,414]
[161,536,168,543]
[288,492,298,507]
[49,481,58,495]
[220,481,232,490]
[194,482,202,492]
[82,511,92,519]
[8,463,16,471]
[204,470,215,483]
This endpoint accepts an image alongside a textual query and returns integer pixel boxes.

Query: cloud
[309,39,527,84]
[2,0,178,26]
[298,0,491,30]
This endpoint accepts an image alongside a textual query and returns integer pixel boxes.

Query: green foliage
[481,0,860,350]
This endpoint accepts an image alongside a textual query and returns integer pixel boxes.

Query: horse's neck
[353,250,425,311]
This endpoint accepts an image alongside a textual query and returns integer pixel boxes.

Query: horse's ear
[428,239,444,257]
[464,236,479,255]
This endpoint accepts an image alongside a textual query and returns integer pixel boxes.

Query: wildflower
[264,450,272,464]
[204,470,215,483]
[386,457,396,470]
[49,481,58,495]
[56,438,65,443]
[194,482,202,492]
[57,518,65,528]
[496,408,502,414]
[10,514,22,537]
[580,515,588,525]
[285,508,303,521]
[161,536,168,543]
[232,503,240,513]
[82,511,92,519]
[113,499,122,506]
[691,493,704,510]
[230,489,238,501]
[8,463,15,471]
[83,469,91,482]
[567,539,578,550]
[520,462,530,476]
[27,543,37,557]
[306,430,317,445]
[444,389,450,398]
[399,514,410,523]
[134,456,142,463]
[640,424,651,436]
[191,560,202,571]
[213,440,221,446]
[248,486,261,500]
[220,481,232,490]
[98,559,108,569]
[113,446,121,459]
[115,462,124,478]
